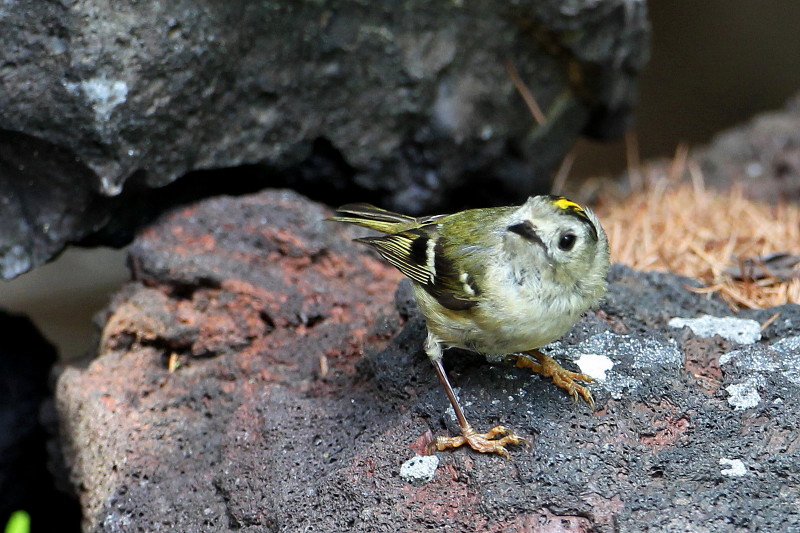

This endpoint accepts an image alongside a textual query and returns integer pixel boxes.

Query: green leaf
[4,511,30,533]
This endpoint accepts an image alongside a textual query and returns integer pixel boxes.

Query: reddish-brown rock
[56,190,405,530]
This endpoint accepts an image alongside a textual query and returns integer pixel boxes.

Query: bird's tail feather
[328,203,417,234]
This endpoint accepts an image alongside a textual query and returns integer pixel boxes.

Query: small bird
[330,195,609,457]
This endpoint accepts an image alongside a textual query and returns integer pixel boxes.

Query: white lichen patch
[544,332,681,400]
[400,454,439,484]
[725,376,763,410]
[576,352,614,381]
[548,331,681,369]
[719,458,748,477]
[66,77,128,123]
[669,315,761,344]
[600,372,641,400]
[721,335,800,388]
[443,388,469,425]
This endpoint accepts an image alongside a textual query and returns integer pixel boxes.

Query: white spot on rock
[576,353,614,381]
[400,454,439,484]
[745,162,764,179]
[719,458,748,477]
[79,77,129,123]
[544,332,680,399]
[725,376,763,410]
[720,335,800,387]
[668,315,761,344]
[402,30,456,80]
[443,388,467,425]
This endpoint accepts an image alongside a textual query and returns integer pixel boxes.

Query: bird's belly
[413,277,593,356]
[423,298,580,356]
[469,305,578,354]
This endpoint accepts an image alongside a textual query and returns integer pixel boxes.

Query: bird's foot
[516,351,595,409]
[432,425,526,459]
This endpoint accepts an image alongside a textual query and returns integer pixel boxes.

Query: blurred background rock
[571,1,800,178]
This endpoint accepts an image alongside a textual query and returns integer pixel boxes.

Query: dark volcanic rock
[0,312,80,532]
[55,190,800,532]
[0,0,649,278]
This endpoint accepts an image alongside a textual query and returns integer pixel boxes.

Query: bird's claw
[431,425,527,458]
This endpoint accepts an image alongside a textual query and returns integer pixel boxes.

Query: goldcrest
[331,195,610,457]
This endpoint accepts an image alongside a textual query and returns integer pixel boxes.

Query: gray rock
[695,93,800,203]
[0,0,649,278]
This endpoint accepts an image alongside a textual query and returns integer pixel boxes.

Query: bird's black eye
[558,232,577,251]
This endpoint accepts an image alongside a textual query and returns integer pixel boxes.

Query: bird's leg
[514,350,595,409]
[425,333,525,458]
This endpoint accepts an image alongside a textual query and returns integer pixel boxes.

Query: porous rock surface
[0,0,649,278]
[55,190,800,532]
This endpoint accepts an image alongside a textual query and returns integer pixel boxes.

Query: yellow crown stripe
[552,197,585,212]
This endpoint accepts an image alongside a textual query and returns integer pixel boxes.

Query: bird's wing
[357,223,481,311]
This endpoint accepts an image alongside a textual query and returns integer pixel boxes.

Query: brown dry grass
[592,158,800,310]
[506,72,800,310]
